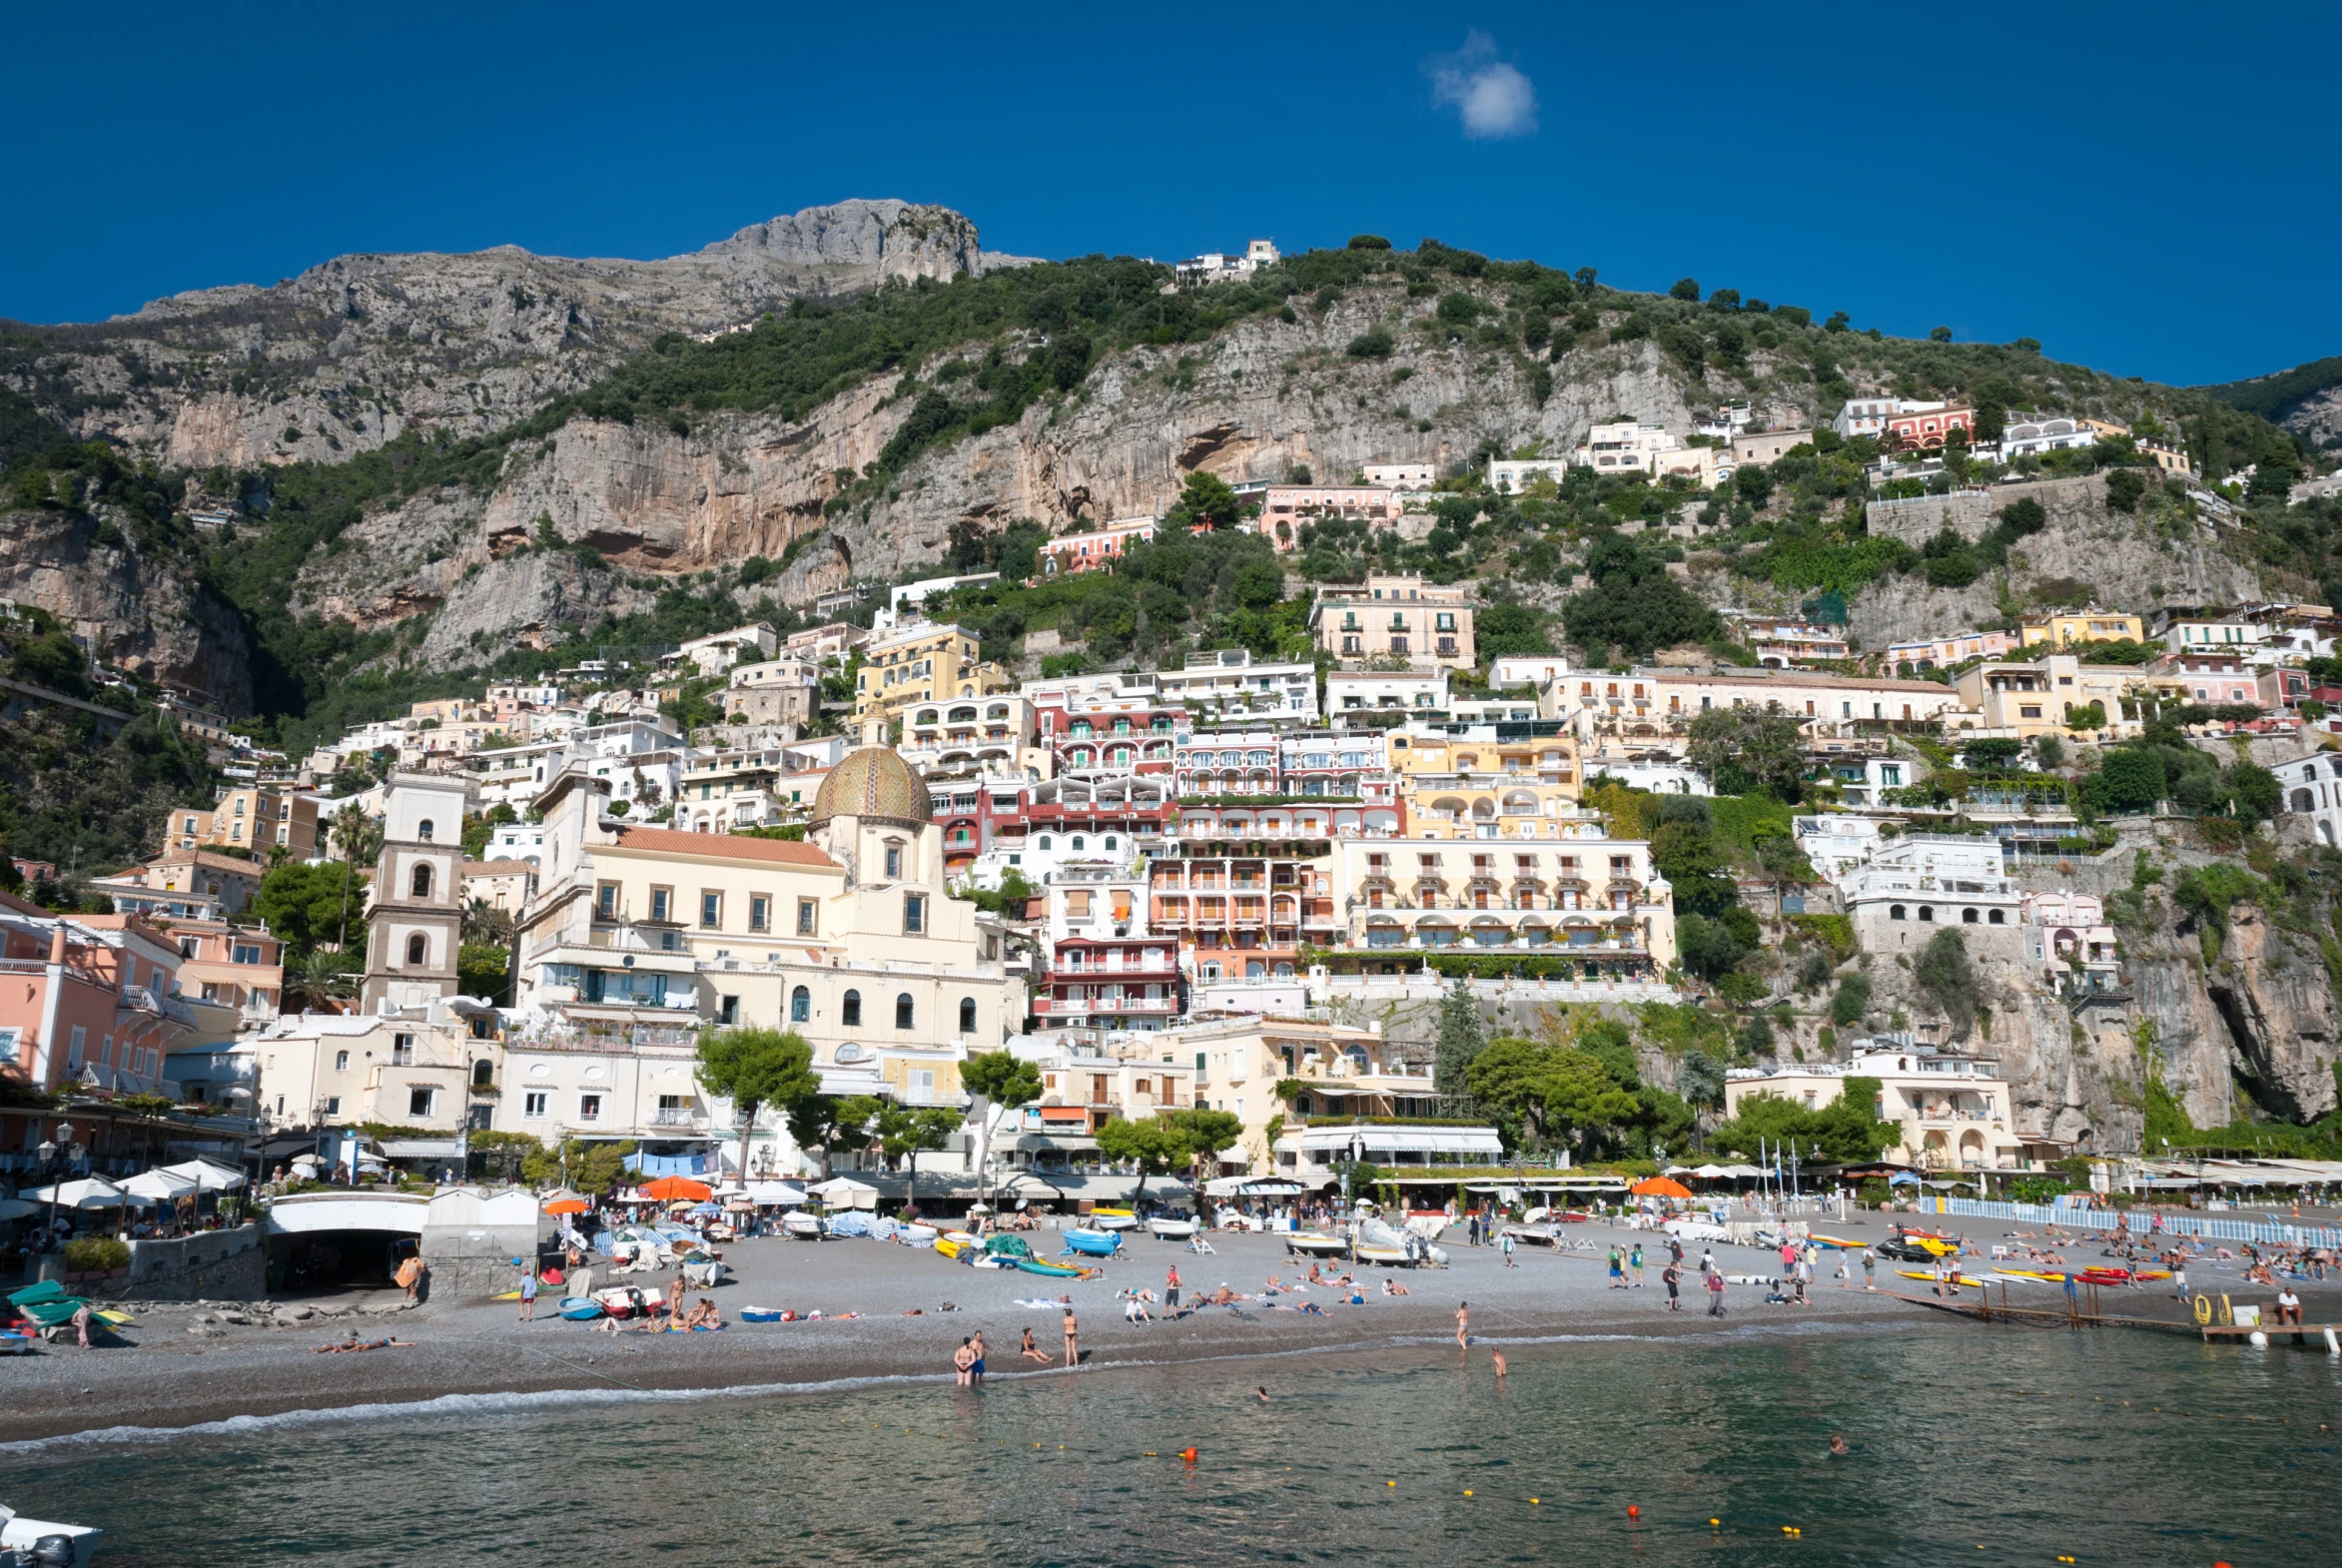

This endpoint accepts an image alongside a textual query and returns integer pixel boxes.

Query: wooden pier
[1884,1288,2342,1348]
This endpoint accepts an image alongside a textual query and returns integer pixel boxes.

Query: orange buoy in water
[1179,1447,1198,1463]
[1627,1505,1640,1519]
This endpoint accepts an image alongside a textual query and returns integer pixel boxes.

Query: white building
[1173,239,1279,285]
[1156,648,1319,722]
[1833,396,1944,441]
[1838,834,2019,956]
[1489,654,1573,690]
[1361,462,1440,489]
[1997,415,2096,462]
[1725,1041,2062,1172]
[1487,457,1571,491]
[1325,667,1449,719]
[678,623,779,675]
[2273,753,2342,848]
[877,572,1002,630]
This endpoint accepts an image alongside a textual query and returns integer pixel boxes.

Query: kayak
[935,1233,981,1260]
[1809,1234,1865,1250]
[1011,1256,1087,1278]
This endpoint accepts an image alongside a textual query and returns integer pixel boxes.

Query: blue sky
[9,2,2338,387]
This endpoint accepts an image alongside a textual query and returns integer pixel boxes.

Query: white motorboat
[781,1210,826,1239]
[1089,1207,1140,1230]
[0,1504,100,1566]
[1283,1231,1350,1258]
[1146,1215,1198,1239]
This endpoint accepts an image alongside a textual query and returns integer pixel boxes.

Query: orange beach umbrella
[1630,1176,1694,1198]
[543,1197,592,1215]
[640,1176,713,1202]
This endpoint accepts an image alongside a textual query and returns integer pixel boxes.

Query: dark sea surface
[5,1322,2338,1565]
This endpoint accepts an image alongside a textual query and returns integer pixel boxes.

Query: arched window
[411,862,433,899]
[417,819,434,842]
[1987,909,2006,925]
[405,933,427,965]
[959,997,977,1034]
[1918,906,1936,922]
[841,990,862,1028]
[472,1059,493,1088]
[1038,835,1053,851]
[1890,904,1907,921]
[790,985,810,1023]
[1961,908,1979,924]
[895,993,915,1030]
[1072,836,1086,851]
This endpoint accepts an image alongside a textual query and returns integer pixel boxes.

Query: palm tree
[281,950,361,1013]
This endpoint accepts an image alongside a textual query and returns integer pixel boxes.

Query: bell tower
[361,773,474,1012]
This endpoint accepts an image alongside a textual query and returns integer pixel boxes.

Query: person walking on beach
[1630,1242,1645,1287]
[518,1263,538,1321]
[1706,1268,1726,1317]
[1167,1264,1181,1313]
[1500,1228,1517,1268]
[1062,1306,1080,1368]
[2171,1254,2189,1299]
[1607,1245,1625,1288]
[1862,1247,1877,1291]
[970,1330,988,1384]
[1662,1260,1681,1311]
[1455,1302,1470,1347]
[1467,1209,1483,1247]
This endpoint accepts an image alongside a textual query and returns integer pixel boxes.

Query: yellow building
[853,621,1011,723]
[1950,653,2161,740]
[2019,609,2145,647]
[1388,720,1579,835]
[169,786,320,857]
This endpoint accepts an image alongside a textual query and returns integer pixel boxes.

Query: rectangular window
[1066,889,1093,919]
[596,883,618,919]
[408,1087,436,1119]
[884,846,902,879]
[233,944,262,965]
[797,898,818,936]
[325,1096,342,1117]
[577,1094,603,1122]
[749,895,771,933]
[523,1092,548,1118]
[650,887,672,923]
[392,1033,415,1066]
[905,894,927,935]
[700,891,721,928]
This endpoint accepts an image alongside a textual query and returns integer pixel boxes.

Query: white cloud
[1427,31,1538,141]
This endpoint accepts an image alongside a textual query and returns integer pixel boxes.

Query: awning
[1293,1127,1503,1157]
[381,1140,465,1160]
[1204,1176,1306,1196]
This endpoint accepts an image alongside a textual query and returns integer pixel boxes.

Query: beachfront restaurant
[1273,1124,1506,1182]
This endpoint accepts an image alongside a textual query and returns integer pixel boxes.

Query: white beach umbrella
[122,1170,200,1202]
[160,1159,247,1191]
[25,1176,131,1208]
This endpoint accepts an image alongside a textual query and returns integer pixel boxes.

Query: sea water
[4,1325,2338,1565]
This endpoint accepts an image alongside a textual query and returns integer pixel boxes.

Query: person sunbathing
[1020,1327,1053,1363]
[314,1332,412,1353]
[1207,1284,1238,1306]
[1382,1278,1410,1296]
[681,1299,723,1329]
[1298,1301,1326,1316]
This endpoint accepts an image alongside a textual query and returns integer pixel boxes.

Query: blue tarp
[624,1152,715,1176]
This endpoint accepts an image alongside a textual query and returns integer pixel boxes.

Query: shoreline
[0,1296,1947,1448]
[3,1212,2314,1450]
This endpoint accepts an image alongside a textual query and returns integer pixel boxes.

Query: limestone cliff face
[1816,473,2269,653]
[0,506,253,709]
[6,200,1005,472]
[291,285,1793,645]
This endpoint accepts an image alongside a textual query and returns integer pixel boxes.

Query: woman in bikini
[1020,1326,1053,1363]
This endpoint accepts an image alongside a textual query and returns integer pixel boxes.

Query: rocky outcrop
[0,506,252,709]
[289,284,1775,652]
[413,550,659,666]
[5,200,1004,472]
[1832,472,2272,654]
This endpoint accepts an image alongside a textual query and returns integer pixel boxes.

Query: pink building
[1038,517,1159,579]
[1241,486,1400,552]
[1886,629,2017,672]
[0,899,198,1154]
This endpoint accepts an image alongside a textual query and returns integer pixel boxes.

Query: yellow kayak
[935,1232,981,1260]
